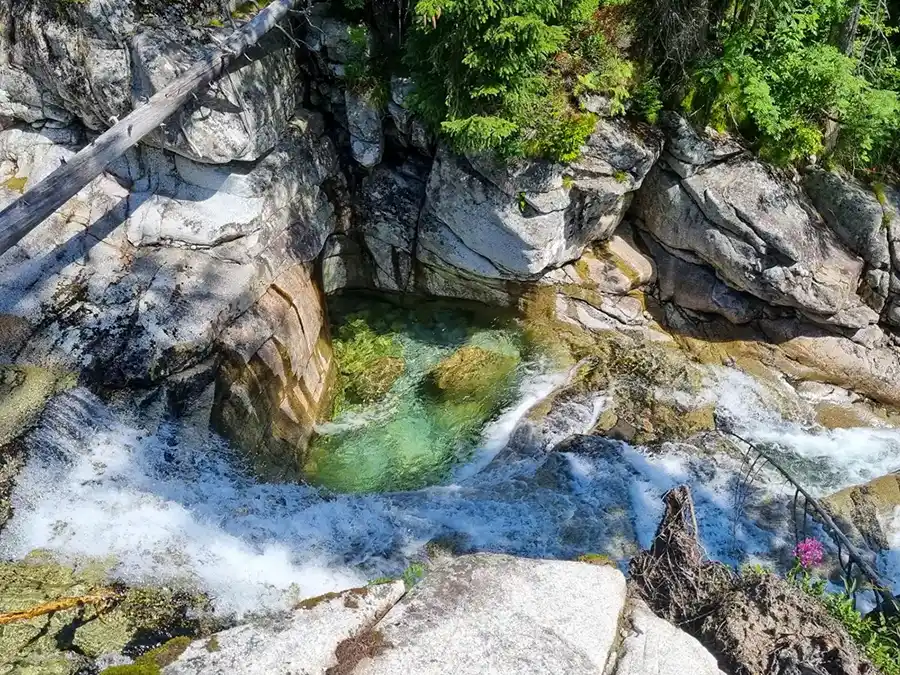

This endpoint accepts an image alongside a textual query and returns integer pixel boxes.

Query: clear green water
[303,294,532,493]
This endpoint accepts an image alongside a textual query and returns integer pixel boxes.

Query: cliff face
[2,0,900,471]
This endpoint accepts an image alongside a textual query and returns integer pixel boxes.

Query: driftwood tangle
[0,0,302,258]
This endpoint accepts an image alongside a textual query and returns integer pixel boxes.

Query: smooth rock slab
[163,581,406,675]
[357,553,627,675]
[615,601,727,675]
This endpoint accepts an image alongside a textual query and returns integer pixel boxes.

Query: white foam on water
[5,363,900,616]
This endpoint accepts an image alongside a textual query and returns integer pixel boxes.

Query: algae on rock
[424,346,519,406]
[331,317,406,412]
[0,554,213,675]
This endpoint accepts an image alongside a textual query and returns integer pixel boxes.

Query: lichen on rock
[0,554,212,675]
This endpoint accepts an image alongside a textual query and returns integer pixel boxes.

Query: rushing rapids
[2,348,900,618]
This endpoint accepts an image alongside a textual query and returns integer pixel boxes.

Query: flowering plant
[793,537,825,570]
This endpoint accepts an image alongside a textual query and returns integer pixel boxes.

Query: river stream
[2,301,900,618]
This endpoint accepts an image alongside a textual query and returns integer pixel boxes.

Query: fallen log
[0,0,302,258]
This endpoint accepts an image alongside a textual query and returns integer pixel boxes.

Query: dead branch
[0,588,122,625]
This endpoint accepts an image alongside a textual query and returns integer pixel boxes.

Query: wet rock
[0,366,74,529]
[357,554,627,675]
[614,600,727,675]
[163,582,406,675]
[213,263,336,481]
[0,554,210,675]
[824,474,900,552]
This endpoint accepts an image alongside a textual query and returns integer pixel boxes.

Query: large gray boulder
[357,554,628,675]
[163,582,406,675]
[804,168,893,313]
[0,116,338,389]
[615,600,728,675]
[418,118,662,284]
[641,231,763,325]
[634,159,876,329]
[1,1,300,164]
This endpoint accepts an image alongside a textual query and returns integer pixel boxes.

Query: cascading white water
[2,364,900,617]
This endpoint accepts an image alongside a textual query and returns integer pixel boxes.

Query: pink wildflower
[793,537,824,569]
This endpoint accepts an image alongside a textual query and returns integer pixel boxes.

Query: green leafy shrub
[653,0,900,170]
[790,563,900,675]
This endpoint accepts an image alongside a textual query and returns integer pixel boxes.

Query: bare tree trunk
[840,1,862,56]
[0,0,303,258]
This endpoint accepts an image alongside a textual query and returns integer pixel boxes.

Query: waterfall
[3,365,900,617]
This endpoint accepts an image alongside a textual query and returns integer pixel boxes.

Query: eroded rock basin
[303,294,536,493]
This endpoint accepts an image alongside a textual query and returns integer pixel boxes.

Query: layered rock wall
[4,0,900,471]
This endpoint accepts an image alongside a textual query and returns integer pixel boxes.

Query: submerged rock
[425,345,519,406]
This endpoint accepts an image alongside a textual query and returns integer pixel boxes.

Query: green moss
[331,317,405,412]
[2,176,27,193]
[572,257,592,283]
[402,563,426,589]
[204,635,220,652]
[562,175,575,190]
[577,553,614,566]
[367,576,396,586]
[613,170,629,184]
[872,182,894,229]
[230,0,273,20]
[207,17,224,27]
[295,590,342,610]
[99,637,192,675]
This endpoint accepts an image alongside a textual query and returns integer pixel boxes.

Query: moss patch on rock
[0,554,213,675]
[331,317,405,411]
[99,636,192,675]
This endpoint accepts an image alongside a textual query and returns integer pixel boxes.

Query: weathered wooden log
[0,0,302,257]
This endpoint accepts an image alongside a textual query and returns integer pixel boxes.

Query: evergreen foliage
[404,0,637,160]
[344,0,899,171]
[639,0,900,171]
